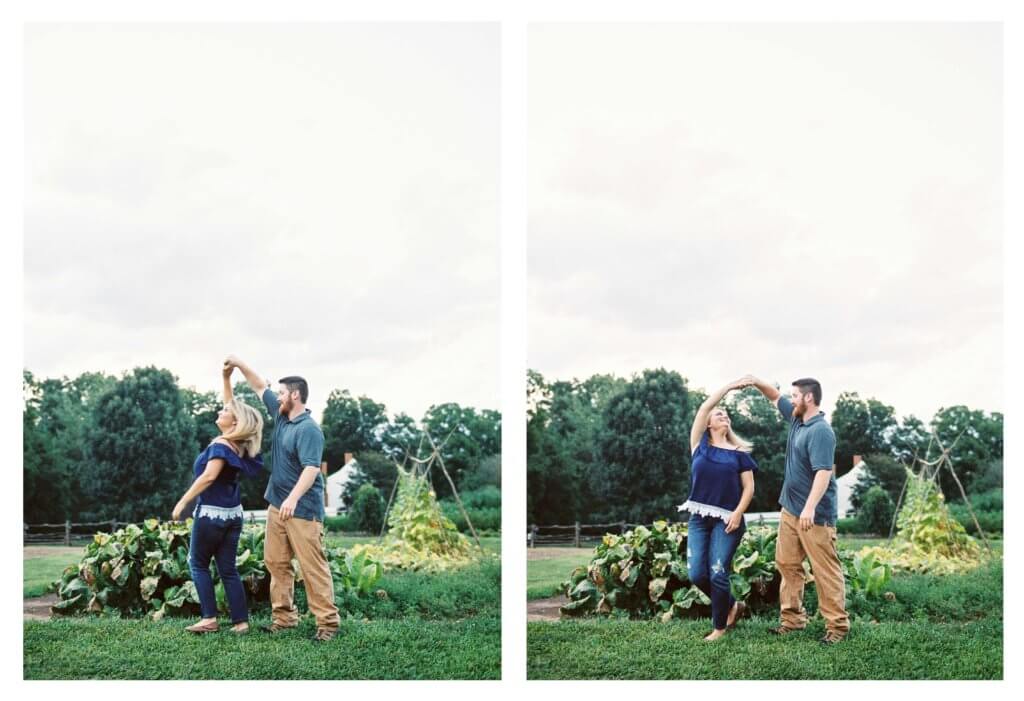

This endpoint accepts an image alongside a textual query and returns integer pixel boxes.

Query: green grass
[527,537,1003,680]
[527,548,593,600]
[24,539,501,679]
[25,615,500,679]
[527,616,1001,679]
[23,547,83,597]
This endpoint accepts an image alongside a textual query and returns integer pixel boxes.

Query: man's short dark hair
[279,376,309,404]
[792,378,822,406]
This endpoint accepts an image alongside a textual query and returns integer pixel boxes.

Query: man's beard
[792,399,805,419]
[279,398,292,415]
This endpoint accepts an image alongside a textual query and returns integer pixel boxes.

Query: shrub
[559,521,780,621]
[440,486,501,533]
[836,518,861,535]
[50,519,382,618]
[857,485,896,535]
[351,484,386,534]
[323,513,355,532]
[948,488,1002,535]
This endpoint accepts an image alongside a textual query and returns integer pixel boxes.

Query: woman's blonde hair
[706,407,754,453]
[219,399,264,458]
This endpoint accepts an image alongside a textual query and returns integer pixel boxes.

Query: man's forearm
[749,376,780,402]
[803,469,833,512]
[233,359,266,394]
[286,466,322,501]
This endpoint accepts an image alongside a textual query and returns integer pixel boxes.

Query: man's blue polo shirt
[777,395,838,526]
[262,388,325,522]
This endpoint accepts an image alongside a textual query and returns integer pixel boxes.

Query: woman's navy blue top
[678,432,758,521]
[193,442,264,509]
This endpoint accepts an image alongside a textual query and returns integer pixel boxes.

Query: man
[224,355,340,642]
[744,375,850,645]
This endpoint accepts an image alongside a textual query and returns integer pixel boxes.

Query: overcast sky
[529,23,1001,423]
[25,23,499,420]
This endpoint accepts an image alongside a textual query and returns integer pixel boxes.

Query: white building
[324,453,358,516]
[836,455,867,518]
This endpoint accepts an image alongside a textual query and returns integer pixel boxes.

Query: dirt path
[527,596,565,622]
[24,594,58,621]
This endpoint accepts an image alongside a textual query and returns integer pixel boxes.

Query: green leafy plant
[842,551,892,597]
[559,520,779,621]
[860,470,985,574]
[351,466,489,571]
[51,518,382,618]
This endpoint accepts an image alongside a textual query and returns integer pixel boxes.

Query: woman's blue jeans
[189,515,248,623]
[687,514,745,630]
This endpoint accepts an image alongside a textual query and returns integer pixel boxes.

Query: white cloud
[529,23,1001,423]
[24,23,499,419]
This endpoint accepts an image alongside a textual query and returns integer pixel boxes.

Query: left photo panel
[23,23,501,680]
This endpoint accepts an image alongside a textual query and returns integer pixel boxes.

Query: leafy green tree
[350,483,386,533]
[832,392,897,474]
[421,402,501,498]
[23,370,117,521]
[461,453,501,490]
[182,388,221,454]
[720,387,789,512]
[380,412,422,460]
[81,367,197,521]
[321,390,388,469]
[230,382,273,509]
[890,414,931,464]
[930,406,1003,497]
[593,369,690,523]
[856,485,896,535]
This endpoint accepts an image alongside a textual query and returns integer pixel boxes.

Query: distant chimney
[344,452,354,465]
[853,455,862,467]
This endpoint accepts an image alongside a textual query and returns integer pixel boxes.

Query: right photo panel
[526,23,1002,680]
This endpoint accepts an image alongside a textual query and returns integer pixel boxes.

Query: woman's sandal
[185,620,220,634]
[726,601,747,630]
[229,624,250,635]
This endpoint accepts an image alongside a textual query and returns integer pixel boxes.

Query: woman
[679,377,757,641]
[172,363,264,634]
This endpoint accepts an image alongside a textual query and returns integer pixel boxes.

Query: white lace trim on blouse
[676,500,733,521]
[194,503,244,521]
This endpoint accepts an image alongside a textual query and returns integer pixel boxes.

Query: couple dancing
[171,355,340,642]
[680,375,849,645]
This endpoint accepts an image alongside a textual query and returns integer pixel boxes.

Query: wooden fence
[527,513,783,548]
[23,511,270,546]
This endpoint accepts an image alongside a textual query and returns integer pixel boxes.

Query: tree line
[527,368,1002,526]
[23,367,501,524]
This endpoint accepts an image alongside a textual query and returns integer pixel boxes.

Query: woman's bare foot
[726,602,740,627]
[703,628,728,642]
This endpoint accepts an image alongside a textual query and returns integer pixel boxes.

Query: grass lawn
[24,537,501,679]
[527,535,1003,680]
[527,616,1002,680]
[27,615,500,679]
[23,547,84,598]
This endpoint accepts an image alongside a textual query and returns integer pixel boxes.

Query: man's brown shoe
[820,632,845,646]
[259,622,297,634]
[310,628,337,643]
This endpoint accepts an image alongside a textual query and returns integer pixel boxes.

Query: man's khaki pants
[265,505,340,631]
[776,508,850,637]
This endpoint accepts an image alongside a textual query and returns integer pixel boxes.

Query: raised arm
[690,378,748,452]
[225,355,267,396]
[222,363,234,404]
[743,375,781,406]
